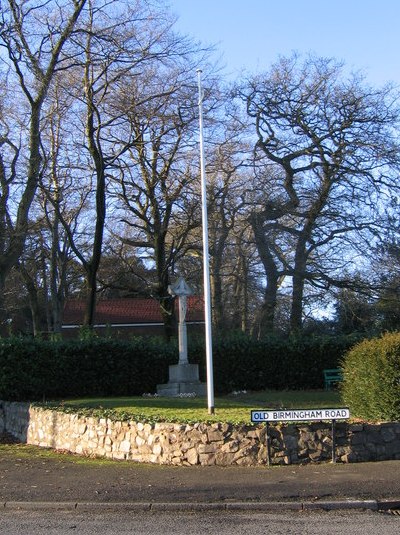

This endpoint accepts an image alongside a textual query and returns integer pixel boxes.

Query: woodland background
[1,0,400,341]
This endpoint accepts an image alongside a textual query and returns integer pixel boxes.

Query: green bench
[323,368,343,390]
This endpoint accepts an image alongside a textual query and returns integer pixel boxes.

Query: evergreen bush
[0,333,359,401]
[192,332,359,393]
[0,337,175,401]
[341,332,400,421]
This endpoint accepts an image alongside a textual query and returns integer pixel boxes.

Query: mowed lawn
[60,390,343,425]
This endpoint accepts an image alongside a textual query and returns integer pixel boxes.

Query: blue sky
[168,0,400,87]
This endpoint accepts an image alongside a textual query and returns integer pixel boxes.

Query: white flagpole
[197,69,215,415]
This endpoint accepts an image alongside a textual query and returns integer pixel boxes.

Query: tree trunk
[83,264,97,327]
[255,273,279,338]
[160,295,176,341]
[290,271,305,333]
[210,258,224,332]
[17,263,45,337]
[49,221,64,334]
[249,212,280,335]
[0,272,8,334]
[25,278,43,337]
[82,35,107,327]
[231,252,249,332]
[290,224,315,333]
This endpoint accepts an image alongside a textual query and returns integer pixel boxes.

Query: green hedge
[0,333,360,401]
[190,333,360,393]
[341,332,400,421]
[214,330,355,392]
[0,337,176,401]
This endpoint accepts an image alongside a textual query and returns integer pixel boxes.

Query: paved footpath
[1,443,400,512]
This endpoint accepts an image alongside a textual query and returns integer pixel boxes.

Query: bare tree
[0,0,86,327]
[206,140,247,331]
[32,0,198,330]
[0,0,215,335]
[110,65,204,339]
[238,54,400,333]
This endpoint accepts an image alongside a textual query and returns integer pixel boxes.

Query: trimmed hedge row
[341,331,400,421]
[0,334,360,401]
[200,333,360,393]
[0,337,176,401]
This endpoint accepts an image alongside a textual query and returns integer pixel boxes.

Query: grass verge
[43,389,343,425]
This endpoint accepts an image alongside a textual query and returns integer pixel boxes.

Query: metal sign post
[265,423,271,467]
[251,408,350,465]
[332,419,337,463]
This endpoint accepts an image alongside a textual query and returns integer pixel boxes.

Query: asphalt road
[1,444,400,504]
[1,509,400,535]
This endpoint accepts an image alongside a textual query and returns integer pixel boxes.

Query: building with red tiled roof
[62,297,205,338]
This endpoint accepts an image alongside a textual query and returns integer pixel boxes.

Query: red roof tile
[63,297,204,326]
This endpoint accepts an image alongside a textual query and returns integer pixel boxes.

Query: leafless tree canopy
[1,3,400,338]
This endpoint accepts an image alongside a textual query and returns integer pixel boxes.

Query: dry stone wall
[1,401,400,465]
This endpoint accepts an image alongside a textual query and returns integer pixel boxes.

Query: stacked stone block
[1,401,400,465]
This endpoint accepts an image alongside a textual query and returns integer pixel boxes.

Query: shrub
[0,332,359,401]
[0,337,176,401]
[0,338,58,401]
[341,332,400,421]
[192,332,359,393]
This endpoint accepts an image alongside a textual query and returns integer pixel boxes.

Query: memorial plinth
[157,278,206,397]
[156,363,207,396]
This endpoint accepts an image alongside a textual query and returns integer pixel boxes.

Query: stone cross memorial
[157,278,206,397]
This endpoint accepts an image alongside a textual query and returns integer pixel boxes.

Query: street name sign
[251,408,350,423]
